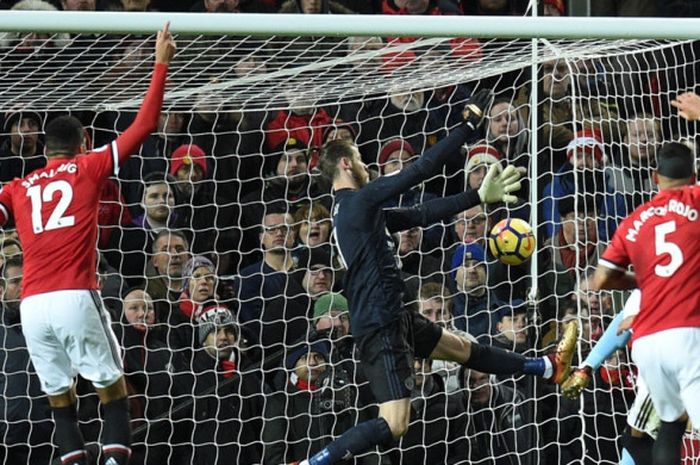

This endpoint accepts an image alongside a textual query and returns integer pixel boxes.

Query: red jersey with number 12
[601,185,700,340]
[0,63,167,299]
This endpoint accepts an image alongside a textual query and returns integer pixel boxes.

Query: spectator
[189,305,263,465]
[383,0,460,15]
[463,143,502,191]
[113,286,191,465]
[450,243,504,339]
[292,202,332,256]
[0,0,69,55]
[279,0,353,14]
[190,0,275,11]
[606,113,660,210]
[263,339,375,465]
[61,0,96,9]
[0,257,54,465]
[485,99,528,169]
[492,300,529,353]
[418,282,474,392]
[169,143,235,256]
[540,194,607,309]
[144,230,191,318]
[240,138,331,261]
[460,0,528,14]
[235,209,310,356]
[265,104,333,168]
[312,292,350,344]
[460,368,534,465]
[0,110,45,183]
[541,129,626,241]
[395,358,467,465]
[294,247,335,301]
[0,236,22,270]
[544,0,565,15]
[322,119,358,145]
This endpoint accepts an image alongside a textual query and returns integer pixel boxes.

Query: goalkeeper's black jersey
[331,125,481,337]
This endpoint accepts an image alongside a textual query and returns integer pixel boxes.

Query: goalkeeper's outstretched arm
[355,90,491,209]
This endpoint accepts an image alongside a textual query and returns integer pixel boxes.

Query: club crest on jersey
[21,162,77,188]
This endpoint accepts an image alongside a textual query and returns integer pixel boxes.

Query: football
[488,218,536,266]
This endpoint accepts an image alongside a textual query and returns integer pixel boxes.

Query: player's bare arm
[593,264,637,291]
[671,92,700,121]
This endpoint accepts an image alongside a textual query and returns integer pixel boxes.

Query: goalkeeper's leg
[95,377,132,465]
[428,320,578,384]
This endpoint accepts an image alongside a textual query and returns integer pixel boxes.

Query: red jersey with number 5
[0,62,168,299]
[601,185,700,340]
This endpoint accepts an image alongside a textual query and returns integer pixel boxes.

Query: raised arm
[354,90,491,208]
[385,165,523,232]
[112,22,176,171]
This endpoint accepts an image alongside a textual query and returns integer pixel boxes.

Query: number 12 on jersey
[26,181,75,234]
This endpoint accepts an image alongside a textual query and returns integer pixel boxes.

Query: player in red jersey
[0,23,176,465]
[594,134,700,465]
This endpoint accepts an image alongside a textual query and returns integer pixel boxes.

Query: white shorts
[20,289,123,396]
[627,375,661,438]
[632,327,700,425]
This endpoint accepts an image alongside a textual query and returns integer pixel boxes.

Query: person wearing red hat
[542,129,627,241]
[170,143,208,197]
[463,143,502,190]
[378,138,416,175]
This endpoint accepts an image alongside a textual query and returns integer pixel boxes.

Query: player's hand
[671,92,700,121]
[477,164,521,204]
[560,366,592,400]
[155,21,176,65]
[462,89,491,130]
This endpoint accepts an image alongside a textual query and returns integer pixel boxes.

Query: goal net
[0,17,699,465]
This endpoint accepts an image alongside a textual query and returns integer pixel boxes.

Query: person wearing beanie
[313,292,350,340]
[450,243,506,341]
[542,128,627,241]
[190,303,263,465]
[295,247,335,301]
[323,119,358,145]
[170,144,208,187]
[463,142,502,190]
[378,138,415,175]
[178,255,216,320]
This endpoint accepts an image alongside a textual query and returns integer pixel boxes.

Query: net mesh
[0,27,699,465]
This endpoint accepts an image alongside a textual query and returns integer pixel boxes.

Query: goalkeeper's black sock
[101,397,132,465]
[52,405,87,465]
[306,418,394,465]
[464,343,529,374]
[652,419,685,465]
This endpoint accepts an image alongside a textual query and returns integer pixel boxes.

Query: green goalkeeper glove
[477,164,522,204]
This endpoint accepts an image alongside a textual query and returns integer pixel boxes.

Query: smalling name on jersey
[21,162,78,189]
[626,199,699,243]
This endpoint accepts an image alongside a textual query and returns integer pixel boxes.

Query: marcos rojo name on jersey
[21,162,78,189]
[626,199,699,243]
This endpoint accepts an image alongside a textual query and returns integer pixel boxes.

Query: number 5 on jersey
[655,220,684,277]
[26,180,75,234]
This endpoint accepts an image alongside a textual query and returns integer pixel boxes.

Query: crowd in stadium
[1,1,699,465]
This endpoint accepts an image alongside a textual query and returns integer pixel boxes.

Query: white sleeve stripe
[599,258,626,272]
[111,141,119,176]
[0,202,8,224]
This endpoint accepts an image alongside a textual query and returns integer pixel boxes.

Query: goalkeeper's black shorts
[356,309,443,403]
